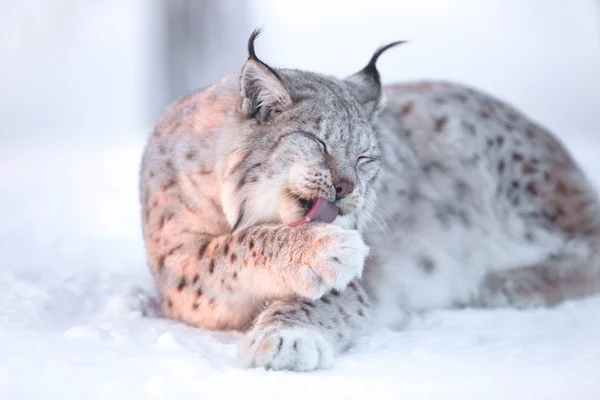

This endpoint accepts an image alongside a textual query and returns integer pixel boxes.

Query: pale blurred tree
[159,0,249,112]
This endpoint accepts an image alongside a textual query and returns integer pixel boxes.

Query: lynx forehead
[139,29,600,372]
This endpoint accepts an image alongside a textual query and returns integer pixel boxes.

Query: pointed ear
[345,40,407,114]
[240,29,292,122]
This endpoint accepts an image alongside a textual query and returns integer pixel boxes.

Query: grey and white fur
[139,30,600,371]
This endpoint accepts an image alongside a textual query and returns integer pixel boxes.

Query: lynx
[139,30,600,371]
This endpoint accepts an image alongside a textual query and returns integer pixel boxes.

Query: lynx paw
[290,225,369,299]
[237,326,334,371]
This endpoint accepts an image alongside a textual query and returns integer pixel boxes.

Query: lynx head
[222,29,405,232]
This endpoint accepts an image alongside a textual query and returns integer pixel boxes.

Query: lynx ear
[240,29,292,122]
[345,40,407,113]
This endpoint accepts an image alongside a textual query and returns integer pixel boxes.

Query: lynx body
[139,31,600,371]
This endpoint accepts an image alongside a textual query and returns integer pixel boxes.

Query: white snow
[1,132,600,399]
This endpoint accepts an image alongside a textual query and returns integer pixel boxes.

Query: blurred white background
[1,0,598,144]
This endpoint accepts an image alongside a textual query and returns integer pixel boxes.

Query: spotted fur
[139,31,600,371]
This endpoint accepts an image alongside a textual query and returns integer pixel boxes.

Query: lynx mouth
[289,197,340,227]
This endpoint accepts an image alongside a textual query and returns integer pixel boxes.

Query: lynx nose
[335,180,354,200]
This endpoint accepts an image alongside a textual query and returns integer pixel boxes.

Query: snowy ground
[1,128,600,400]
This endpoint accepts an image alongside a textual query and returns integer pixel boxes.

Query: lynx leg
[477,251,600,308]
[237,280,372,371]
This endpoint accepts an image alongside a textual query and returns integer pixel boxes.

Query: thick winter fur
[139,30,600,371]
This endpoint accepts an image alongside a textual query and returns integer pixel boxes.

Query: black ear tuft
[240,29,292,122]
[362,40,408,86]
[345,40,408,113]
[247,28,261,61]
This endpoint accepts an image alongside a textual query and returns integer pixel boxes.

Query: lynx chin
[139,29,600,371]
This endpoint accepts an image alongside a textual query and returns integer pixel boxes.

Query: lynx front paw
[289,225,369,299]
[237,326,334,372]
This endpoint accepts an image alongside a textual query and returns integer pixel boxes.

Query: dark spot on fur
[303,300,316,308]
[487,138,494,148]
[524,232,535,242]
[419,257,435,274]
[185,150,196,160]
[237,231,246,244]
[162,179,176,191]
[423,161,444,175]
[479,110,491,119]
[166,243,183,257]
[177,277,187,291]
[455,179,469,200]
[462,121,476,135]
[157,255,166,273]
[223,242,230,256]
[434,116,448,132]
[196,287,203,297]
[544,172,551,182]
[300,306,311,317]
[337,333,344,340]
[357,294,366,305]
[321,297,331,304]
[167,298,173,308]
[400,102,414,116]
[525,127,537,138]
[192,302,199,310]
[512,153,524,162]
[208,297,216,307]
[522,163,537,175]
[198,241,210,260]
[556,180,569,195]
[208,259,215,274]
[232,272,238,280]
[192,274,199,284]
[158,145,166,155]
[512,180,520,189]
[526,182,538,197]
[348,281,358,291]
[357,309,364,317]
[314,116,323,131]
[149,170,155,178]
[230,253,237,263]
[331,257,340,264]
[330,289,340,297]
[543,211,557,223]
[496,136,504,147]
[498,160,505,174]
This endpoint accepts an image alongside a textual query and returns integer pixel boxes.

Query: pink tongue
[289,197,340,227]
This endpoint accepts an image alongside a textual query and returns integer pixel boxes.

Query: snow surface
[1,131,600,399]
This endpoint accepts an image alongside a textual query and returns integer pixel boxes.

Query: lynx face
[222,70,383,232]
[219,31,404,233]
